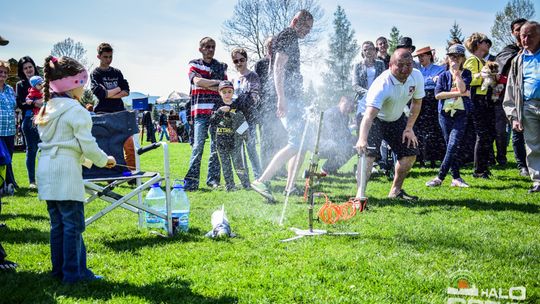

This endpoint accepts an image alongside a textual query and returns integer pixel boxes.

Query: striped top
[188,58,227,118]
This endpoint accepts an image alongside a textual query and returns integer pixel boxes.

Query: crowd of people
[0,10,538,281]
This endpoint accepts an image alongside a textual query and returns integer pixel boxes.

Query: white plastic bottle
[144,183,166,229]
[170,181,190,233]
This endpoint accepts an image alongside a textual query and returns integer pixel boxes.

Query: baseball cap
[447,44,466,56]
[218,80,234,91]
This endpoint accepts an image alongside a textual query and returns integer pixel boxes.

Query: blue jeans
[47,200,96,283]
[184,116,220,189]
[22,116,40,183]
[159,124,169,141]
[244,124,262,179]
[438,110,467,180]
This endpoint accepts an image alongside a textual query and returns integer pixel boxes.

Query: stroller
[0,139,13,215]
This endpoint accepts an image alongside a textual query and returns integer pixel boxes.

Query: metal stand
[281,112,358,242]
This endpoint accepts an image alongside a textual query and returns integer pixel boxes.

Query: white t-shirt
[365,69,425,122]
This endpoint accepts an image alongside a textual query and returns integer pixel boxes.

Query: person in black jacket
[91,43,135,170]
[319,96,356,175]
[142,105,156,143]
[15,56,41,189]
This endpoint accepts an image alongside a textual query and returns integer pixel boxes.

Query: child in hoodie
[35,55,116,283]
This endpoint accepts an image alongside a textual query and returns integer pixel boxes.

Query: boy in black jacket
[212,81,250,191]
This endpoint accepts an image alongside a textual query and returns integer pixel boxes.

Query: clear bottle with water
[170,180,190,233]
[144,183,166,229]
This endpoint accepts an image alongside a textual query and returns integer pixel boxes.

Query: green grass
[1,142,539,303]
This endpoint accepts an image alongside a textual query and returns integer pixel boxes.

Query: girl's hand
[105,156,116,168]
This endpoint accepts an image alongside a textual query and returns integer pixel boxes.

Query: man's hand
[276,96,287,118]
[105,156,116,168]
[354,136,368,154]
[402,128,418,148]
[512,120,523,132]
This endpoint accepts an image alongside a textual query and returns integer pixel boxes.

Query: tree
[491,0,535,51]
[50,38,89,68]
[51,38,95,102]
[321,5,359,106]
[221,0,324,61]
[447,21,465,46]
[388,26,402,54]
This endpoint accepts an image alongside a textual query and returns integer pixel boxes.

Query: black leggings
[471,95,496,174]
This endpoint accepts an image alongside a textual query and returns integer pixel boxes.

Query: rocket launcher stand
[281,112,358,242]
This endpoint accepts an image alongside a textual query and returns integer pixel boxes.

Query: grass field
[0,141,539,303]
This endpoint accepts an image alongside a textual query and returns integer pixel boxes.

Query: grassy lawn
[1,141,538,303]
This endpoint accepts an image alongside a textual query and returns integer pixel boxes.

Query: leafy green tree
[321,5,359,107]
[388,26,401,54]
[491,0,535,51]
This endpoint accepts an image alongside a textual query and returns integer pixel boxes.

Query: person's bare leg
[285,151,306,193]
[388,155,416,197]
[257,145,298,183]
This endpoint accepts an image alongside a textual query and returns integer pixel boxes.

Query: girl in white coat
[35,56,116,283]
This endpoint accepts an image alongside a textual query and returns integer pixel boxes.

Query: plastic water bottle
[233,79,241,100]
[144,183,166,229]
[170,180,190,233]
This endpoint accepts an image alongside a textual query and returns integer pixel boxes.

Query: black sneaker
[393,189,418,201]
[472,172,491,179]
[283,186,302,196]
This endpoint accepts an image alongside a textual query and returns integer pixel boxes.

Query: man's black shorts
[367,114,419,160]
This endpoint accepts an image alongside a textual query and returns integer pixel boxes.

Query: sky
[1,0,538,98]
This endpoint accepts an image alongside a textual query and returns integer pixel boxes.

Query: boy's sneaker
[29,183,37,190]
[226,185,238,192]
[451,178,470,188]
[251,180,275,202]
[425,177,442,187]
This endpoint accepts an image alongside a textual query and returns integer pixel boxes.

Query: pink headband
[49,70,88,93]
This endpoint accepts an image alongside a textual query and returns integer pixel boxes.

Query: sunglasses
[233,57,246,64]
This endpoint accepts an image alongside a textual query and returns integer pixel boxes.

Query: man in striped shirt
[184,37,228,191]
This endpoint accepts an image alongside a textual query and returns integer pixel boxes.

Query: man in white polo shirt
[356,49,425,201]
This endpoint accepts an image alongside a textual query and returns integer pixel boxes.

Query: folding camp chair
[83,111,174,236]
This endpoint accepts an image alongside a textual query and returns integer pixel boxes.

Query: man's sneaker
[451,178,470,188]
[251,180,275,202]
[519,167,530,177]
[28,183,37,190]
[392,189,418,201]
[472,172,490,179]
[283,186,302,196]
[425,177,442,187]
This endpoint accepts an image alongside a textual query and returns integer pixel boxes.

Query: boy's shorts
[280,101,309,150]
[366,114,418,160]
